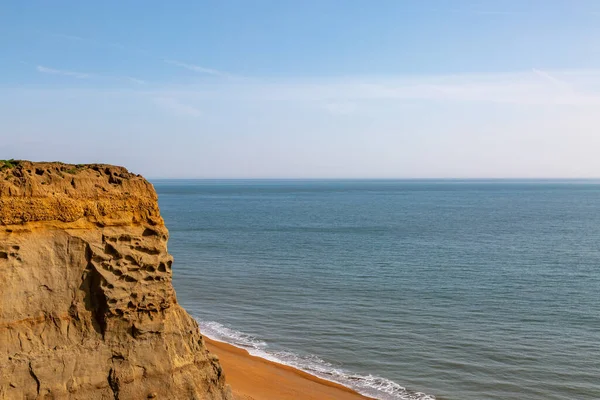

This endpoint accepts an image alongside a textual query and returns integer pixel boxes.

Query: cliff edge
[0,161,232,399]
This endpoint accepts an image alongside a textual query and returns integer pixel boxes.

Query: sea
[153,180,600,400]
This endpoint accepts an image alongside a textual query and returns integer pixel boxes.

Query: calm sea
[154,180,600,400]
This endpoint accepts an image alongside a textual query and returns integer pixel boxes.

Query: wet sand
[205,337,373,400]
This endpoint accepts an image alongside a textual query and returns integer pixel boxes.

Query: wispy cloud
[431,7,520,16]
[154,69,600,106]
[153,97,202,117]
[471,10,518,15]
[35,64,145,85]
[46,31,128,51]
[164,60,234,78]
[47,32,86,42]
[28,66,600,107]
[124,77,147,85]
[434,6,600,16]
[44,31,234,81]
[37,65,92,79]
[531,68,572,90]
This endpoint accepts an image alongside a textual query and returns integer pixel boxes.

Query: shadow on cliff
[77,243,109,338]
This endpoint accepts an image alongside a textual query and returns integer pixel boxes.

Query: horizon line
[147,177,600,181]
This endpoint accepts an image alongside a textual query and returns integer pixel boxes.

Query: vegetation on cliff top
[0,159,19,169]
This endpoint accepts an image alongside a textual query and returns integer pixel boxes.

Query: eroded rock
[0,161,232,400]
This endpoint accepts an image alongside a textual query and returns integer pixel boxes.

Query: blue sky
[2,1,600,178]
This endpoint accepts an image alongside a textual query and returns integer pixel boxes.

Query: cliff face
[0,161,231,400]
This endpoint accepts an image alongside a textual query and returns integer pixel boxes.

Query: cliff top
[0,160,162,226]
[0,160,150,197]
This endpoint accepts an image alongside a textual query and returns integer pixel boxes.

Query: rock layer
[0,161,231,400]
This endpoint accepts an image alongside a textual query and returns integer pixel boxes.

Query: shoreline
[204,337,375,400]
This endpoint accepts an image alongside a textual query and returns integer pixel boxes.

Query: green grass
[0,159,18,169]
[64,164,86,174]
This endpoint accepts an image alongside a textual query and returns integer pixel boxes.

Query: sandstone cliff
[0,161,232,400]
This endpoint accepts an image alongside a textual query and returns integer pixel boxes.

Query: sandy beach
[205,337,373,400]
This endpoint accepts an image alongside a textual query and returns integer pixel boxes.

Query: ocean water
[154,180,600,400]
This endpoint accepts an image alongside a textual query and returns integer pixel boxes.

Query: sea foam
[198,319,436,400]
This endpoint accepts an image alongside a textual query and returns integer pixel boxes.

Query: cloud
[149,69,600,106]
[37,65,91,79]
[47,32,86,42]
[28,66,600,107]
[35,65,145,85]
[5,68,600,178]
[431,7,520,16]
[313,70,599,105]
[46,31,128,51]
[41,31,236,80]
[125,77,147,85]
[531,68,571,90]
[153,97,202,117]
[164,60,234,78]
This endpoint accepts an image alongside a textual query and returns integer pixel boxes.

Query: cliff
[0,161,232,400]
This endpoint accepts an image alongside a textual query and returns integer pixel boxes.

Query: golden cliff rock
[0,161,231,400]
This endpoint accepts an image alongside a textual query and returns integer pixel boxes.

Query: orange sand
[205,337,373,400]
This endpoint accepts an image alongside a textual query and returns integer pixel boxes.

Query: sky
[1,0,600,178]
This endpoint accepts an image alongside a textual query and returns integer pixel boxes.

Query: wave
[198,320,435,400]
